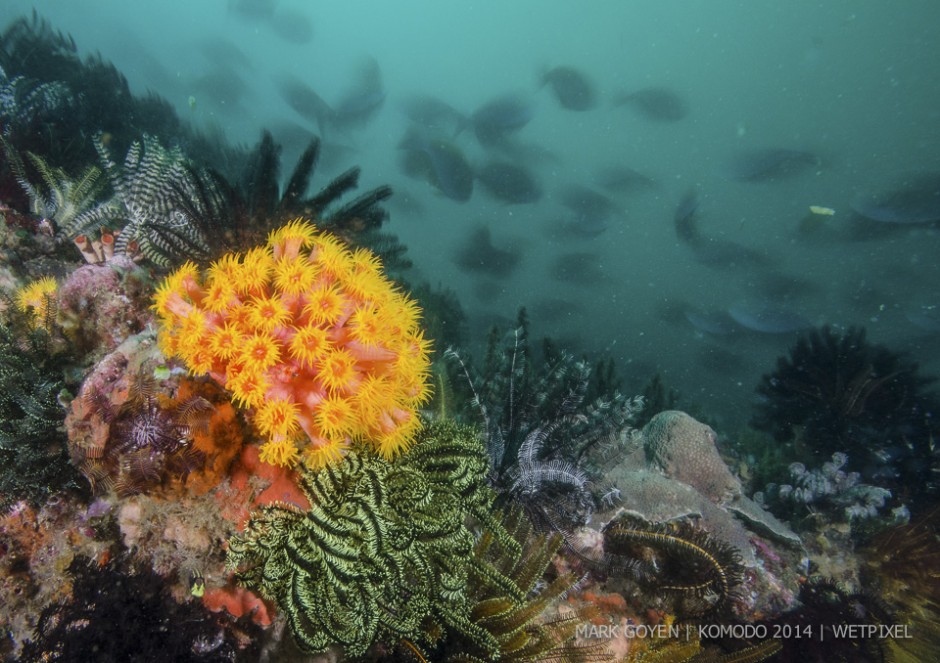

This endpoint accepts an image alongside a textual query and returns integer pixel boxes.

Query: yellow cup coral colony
[152,220,433,469]
[15,276,58,327]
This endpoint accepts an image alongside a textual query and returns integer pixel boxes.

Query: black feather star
[447,309,642,539]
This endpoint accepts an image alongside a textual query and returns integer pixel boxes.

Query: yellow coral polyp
[303,285,345,327]
[153,219,432,469]
[228,368,269,409]
[240,332,281,371]
[209,323,243,361]
[302,437,348,470]
[259,437,300,467]
[255,397,300,439]
[247,293,291,332]
[318,349,358,393]
[15,276,58,326]
[288,324,331,366]
[273,255,317,296]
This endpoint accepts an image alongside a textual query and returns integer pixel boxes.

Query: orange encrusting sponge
[152,219,433,469]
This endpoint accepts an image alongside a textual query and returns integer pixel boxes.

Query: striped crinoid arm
[603,517,746,618]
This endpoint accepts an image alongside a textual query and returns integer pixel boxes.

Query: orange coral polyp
[288,325,331,366]
[240,332,282,371]
[246,294,291,332]
[153,219,432,469]
[255,397,300,439]
[209,323,243,361]
[302,285,346,327]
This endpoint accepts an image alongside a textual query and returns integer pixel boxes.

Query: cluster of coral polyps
[152,219,432,469]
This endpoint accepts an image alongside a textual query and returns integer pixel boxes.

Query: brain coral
[152,219,432,469]
[643,410,741,505]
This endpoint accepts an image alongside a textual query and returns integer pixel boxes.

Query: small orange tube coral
[153,219,432,469]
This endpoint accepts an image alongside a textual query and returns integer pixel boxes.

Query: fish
[191,66,248,109]
[613,86,688,121]
[398,129,474,202]
[727,302,812,334]
[683,308,739,336]
[401,94,468,135]
[850,173,940,224]
[724,148,820,182]
[452,226,521,277]
[270,7,314,44]
[333,58,386,129]
[228,0,277,21]
[673,189,701,244]
[673,190,771,269]
[198,37,254,70]
[593,164,657,193]
[469,94,534,145]
[540,66,597,111]
[277,75,335,134]
[476,160,542,205]
[555,185,619,237]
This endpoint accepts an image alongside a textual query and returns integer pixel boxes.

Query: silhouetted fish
[198,37,253,70]
[673,189,701,244]
[401,94,468,134]
[906,308,940,332]
[556,185,618,237]
[399,130,473,202]
[229,0,276,21]
[540,66,596,111]
[728,302,811,333]
[476,161,542,205]
[724,148,820,182]
[683,308,738,336]
[334,58,386,129]
[278,75,334,133]
[470,94,534,145]
[270,8,314,44]
[192,67,248,109]
[850,173,940,224]
[594,164,657,193]
[613,87,688,121]
[549,251,606,284]
[673,190,770,268]
[453,226,521,277]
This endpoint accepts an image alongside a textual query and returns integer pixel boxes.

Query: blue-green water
[9,0,940,425]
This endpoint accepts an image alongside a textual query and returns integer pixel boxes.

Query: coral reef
[13,274,57,328]
[0,62,74,141]
[66,332,219,496]
[153,219,432,469]
[752,325,940,498]
[73,370,212,496]
[644,410,741,505]
[63,133,228,267]
[586,411,801,619]
[18,552,262,662]
[757,452,899,524]
[861,507,940,662]
[604,516,746,618]
[424,507,612,662]
[54,255,153,357]
[2,141,103,234]
[0,497,110,658]
[447,310,642,537]
[226,419,506,657]
[0,312,84,510]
